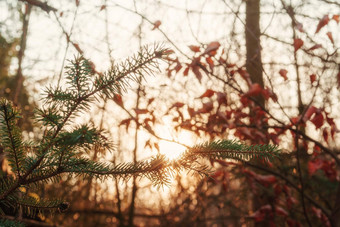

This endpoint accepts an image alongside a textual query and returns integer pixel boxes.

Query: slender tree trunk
[14,4,31,106]
[245,1,266,226]
[245,0,264,107]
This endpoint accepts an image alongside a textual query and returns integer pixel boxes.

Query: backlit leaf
[294,39,303,52]
[315,15,329,34]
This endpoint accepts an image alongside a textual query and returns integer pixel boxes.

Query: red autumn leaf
[189,45,200,52]
[249,210,266,222]
[279,69,288,81]
[144,140,151,149]
[174,62,182,73]
[303,105,317,122]
[197,101,214,113]
[248,205,272,222]
[192,66,202,82]
[311,112,324,129]
[255,174,277,187]
[100,5,106,11]
[323,128,329,142]
[183,67,189,76]
[152,20,161,30]
[244,83,263,97]
[199,89,215,98]
[315,15,329,34]
[287,219,301,227]
[332,14,339,24]
[147,98,155,105]
[134,108,148,114]
[187,107,196,117]
[113,94,124,107]
[203,41,221,55]
[286,196,298,209]
[294,39,303,52]
[238,69,252,85]
[206,57,214,71]
[308,159,324,175]
[322,160,337,181]
[262,88,278,102]
[326,32,334,44]
[170,102,185,109]
[119,118,132,132]
[275,206,288,217]
[274,184,282,196]
[216,92,227,105]
[308,44,322,51]
[310,74,316,83]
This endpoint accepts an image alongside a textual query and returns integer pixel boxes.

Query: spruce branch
[0,99,26,178]
[0,45,170,203]
[183,140,281,161]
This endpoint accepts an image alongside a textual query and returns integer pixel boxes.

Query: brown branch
[19,0,57,13]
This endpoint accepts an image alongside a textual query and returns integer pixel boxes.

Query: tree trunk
[246,0,264,107]
[245,1,267,226]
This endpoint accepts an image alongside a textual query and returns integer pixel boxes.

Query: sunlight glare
[157,128,194,160]
[158,140,187,160]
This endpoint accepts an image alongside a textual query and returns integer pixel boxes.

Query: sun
[156,128,195,160]
[158,140,187,160]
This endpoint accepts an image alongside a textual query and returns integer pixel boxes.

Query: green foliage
[0,219,24,227]
[186,140,280,161]
[0,45,281,224]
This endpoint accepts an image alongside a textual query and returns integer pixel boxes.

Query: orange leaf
[100,5,106,11]
[310,74,316,84]
[134,109,148,114]
[183,67,189,76]
[326,32,334,44]
[170,102,184,109]
[308,44,322,51]
[189,45,200,52]
[113,94,123,107]
[315,15,329,34]
[206,57,214,71]
[119,118,132,132]
[332,15,339,24]
[279,69,288,81]
[199,89,215,98]
[152,20,161,30]
[294,39,303,52]
[203,41,220,55]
